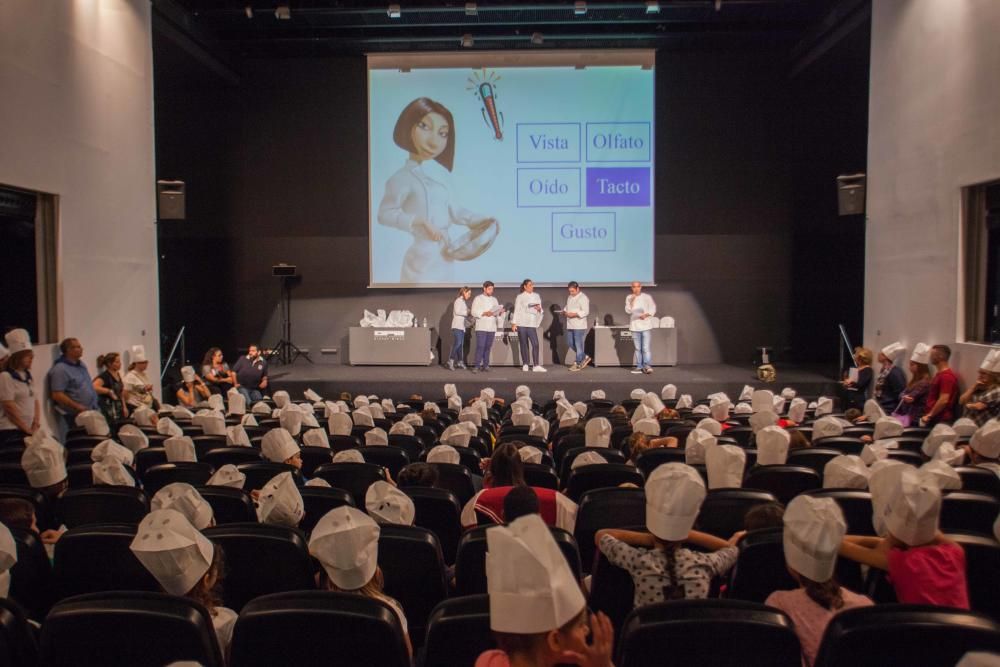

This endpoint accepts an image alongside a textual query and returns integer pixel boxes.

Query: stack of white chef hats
[365,481,415,526]
[645,463,706,540]
[310,506,380,590]
[130,509,214,596]
[262,428,300,463]
[783,495,847,582]
[585,417,611,448]
[485,514,586,633]
[151,483,214,529]
[257,472,304,527]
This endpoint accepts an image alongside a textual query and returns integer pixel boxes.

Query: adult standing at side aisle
[0,329,39,447]
[47,337,99,438]
[447,286,472,370]
[471,281,502,373]
[626,281,657,374]
[511,279,546,373]
[564,281,591,372]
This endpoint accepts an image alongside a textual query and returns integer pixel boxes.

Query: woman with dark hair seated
[201,347,238,396]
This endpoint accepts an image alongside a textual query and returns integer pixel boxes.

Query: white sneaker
[522,364,530,372]
[532,366,547,373]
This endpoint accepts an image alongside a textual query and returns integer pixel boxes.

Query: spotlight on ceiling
[461,33,474,48]
[574,1,587,16]
[387,4,401,19]
[465,2,477,16]
[645,1,659,14]
[715,0,722,10]
[530,31,544,45]
[274,3,290,19]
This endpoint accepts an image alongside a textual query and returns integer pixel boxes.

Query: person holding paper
[471,281,502,373]
[511,279,546,373]
[564,281,591,372]
[626,281,657,374]
[447,286,472,370]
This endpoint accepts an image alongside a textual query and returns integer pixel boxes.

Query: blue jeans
[632,329,652,369]
[239,387,263,402]
[474,331,494,368]
[518,327,540,366]
[450,328,466,363]
[567,329,586,365]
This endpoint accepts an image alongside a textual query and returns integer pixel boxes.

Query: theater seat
[573,487,646,572]
[589,549,637,637]
[377,524,448,648]
[313,462,386,505]
[403,487,463,566]
[420,595,494,667]
[633,448,688,479]
[230,591,409,667]
[720,426,753,448]
[203,523,315,611]
[617,599,800,667]
[191,435,228,457]
[552,433,587,466]
[940,491,1000,536]
[8,528,55,621]
[559,447,627,482]
[328,434,363,452]
[811,437,864,455]
[803,489,875,535]
[196,486,257,524]
[0,485,54,530]
[236,462,301,492]
[388,434,424,460]
[453,526,581,596]
[201,447,264,469]
[56,486,148,528]
[51,524,159,599]
[785,448,842,476]
[814,604,1000,667]
[743,465,821,504]
[695,489,779,538]
[954,466,1000,498]
[358,446,410,478]
[41,591,224,667]
[564,463,643,502]
[948,533,1000,620]
[141,462,214,495]
[134,447,167,476]
[425,462,476,506]
[299,486,354,535]
[298,446,333,477]
[0,598,39,667]
[523,463,559,490]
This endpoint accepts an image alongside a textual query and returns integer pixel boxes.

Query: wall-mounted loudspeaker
[157,180,186,220]
[836,173,866,216]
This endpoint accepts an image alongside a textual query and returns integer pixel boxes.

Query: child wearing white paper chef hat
[261,428,302,470]
[152,483,215,530]
[962,420,1000,476]
[130,510,238,654]
[839,468,970,609]
[595,463,741,610]
[256,472,304,528]
[310,506,413,658]
[365,481,415,526]
[477,513,614,667]
[21,432,68,499]
[766,496,873,667]
[874,342,907,413]
[958,348,1000,427]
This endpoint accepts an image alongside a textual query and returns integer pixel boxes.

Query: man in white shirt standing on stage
[564,281,591,372]
[626,281,657,375]
[471,280,502,373]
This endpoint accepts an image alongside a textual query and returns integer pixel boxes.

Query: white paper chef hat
[278,404,304,437]
[821,455,868,489]
[933,442,966,466]
[241,414,259,428]
[152,483,214,530]
[641,393,665,415]
[692,405,710,416]
[751,390,774,413]
[227,391,246,416]
[749,410,779,433]
[589,389,606,401]
[130,509,214,596]
[685,428,717,465]
[367,404,386,421]
[529,416,550,441]
[953,417,979,438]
[706,444,745,489]
[921,424,957,458]
[261,428,299,463]
[459,407,483,428]
[91,439,134,467]
[571,451,607,470]
[910,342,931,365]
[675,394,693,410]
[551,390,565,401]
[440,423,472,448]
[981,349,1000,373]
[558,411,580,430]
[444,383,458,398]
[447,395,462,411]
[572,401,588,418]
[333,449,365,464]
[812,416,844,440]
[785,398,806,424]
[273,391,291,409]
[427,444,460,465]
[365,481,415,526]
[881,341,905,361]
[513,384,529,399]
[863,399,885,423]
[585,417,611,448]
[301,428,330,449]
[128,345,147,364]
[868,461,911,537]
[512,407,534,428]
[918,460,963,491]
[207,464,246,489]
[257,472,304,527]
[4,329,31,355]
[630,388,647,401]
[734,402,753,415]
[860,441,893,465]
[157,417,184,438]
[173,407,195,420]
[660,384,678,400]
[117,424,149,453]
[75,410,110,436]
[772,395,787,416]
[645,463,706,541]
[518,446,544,465]
[310,506,380,590]
[956,653,1000,667]
[222,424,249,448]
[164,436,197,463]
[970,420,1000,459]
[756,426,790,466]
[22,436,67,488]
[389,421,414,437]
[92,459,136,487]
[630,404,653,426]
[0,522,16,597]
[884,469,941,546]
[710,397,731,422]
[485,513,586,633]
[778,388,795,400]
[328,413,353,436]
[178,365,196,384]
[251,401,271,416]
[380,398,396,415]
[733,385,750,402]
[814,397,834,417]
[873,416,904,441]
[132,406,157,427]
[206,394,225,413]
[197,412,227,437]
[364,428,388,447]
[633,418,660,437]
[694,418,721,437]
[783,495,846,582]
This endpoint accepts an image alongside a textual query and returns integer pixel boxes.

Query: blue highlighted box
[586,167,650,207]
[517,168,581,208]
[585,122,651,163]
[516,123,581,163]
[551,211,616,253]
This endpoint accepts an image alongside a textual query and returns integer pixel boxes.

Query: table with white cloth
[593,325,677,367]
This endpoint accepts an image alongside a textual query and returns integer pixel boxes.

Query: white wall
[0,1,160,391]
[865,0,1000,382]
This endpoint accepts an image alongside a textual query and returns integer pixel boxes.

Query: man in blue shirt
[47,337,99,439]
[232,344,268,402]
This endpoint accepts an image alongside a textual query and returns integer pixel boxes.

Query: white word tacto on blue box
[551,212,616,253]
[516,123,581,163]
[517,169,581,208]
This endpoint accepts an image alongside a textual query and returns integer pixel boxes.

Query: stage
[267,362,841,404]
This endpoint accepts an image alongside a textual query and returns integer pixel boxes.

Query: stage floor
[268,362,840,404]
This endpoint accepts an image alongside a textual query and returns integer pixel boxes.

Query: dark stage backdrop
[154,31,868,369]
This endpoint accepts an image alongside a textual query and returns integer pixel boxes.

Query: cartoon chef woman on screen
[378,97,498,283]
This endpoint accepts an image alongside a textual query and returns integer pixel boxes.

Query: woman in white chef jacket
[447,286,472,370]
[511,279,546,373]
[377,97,496,284]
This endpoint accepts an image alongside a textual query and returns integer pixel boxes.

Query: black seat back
[299,486,354,535]
[564,463,643,502]
[633,448,688,478]
[402,487,463,566]
[422,595,494,667]
[523,463,559,490]
[955,466,1000,498]
[785,448,842,477]
[453,526,581,596]
[803,489,875,535]
[203,523,315,611]
[56,487,148,528]
[358,446,411,478]
[0,598,39,667]
[230,591,409,667]
[142,462,214,495]
[387,434,424,460]
[426,462,476,506]
[7,528,54,620]
[134,447,167,476]
[948,533,1000,620]
[298,446,333,477]
[202,447,264,469]
[559,447,627,482]
[811,437,864,455]
[236,462,301,491]
[51,523,160,599]
[377,524,448,648]
[313,462,386,505]
[573,486,646,572]
[40,591,223,667]
[196,485,257,524]
[743,465,821,504]
[695,489,780,538]
[940,491,1000,536]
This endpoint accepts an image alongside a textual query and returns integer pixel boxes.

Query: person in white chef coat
[447,286,472,370]
[564,281,591,372]
[471,281,502,373]
[625,281,657,375]
[511,279,546,373]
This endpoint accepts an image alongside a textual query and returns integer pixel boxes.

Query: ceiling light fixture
[645,1,659,14]
[574,1,587,16]
[531,31,543,45]
[465,2,477,16]
[715,0,722,10]
[244,4,254,18]
[387,4,401,19]
[274,3,290,19]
